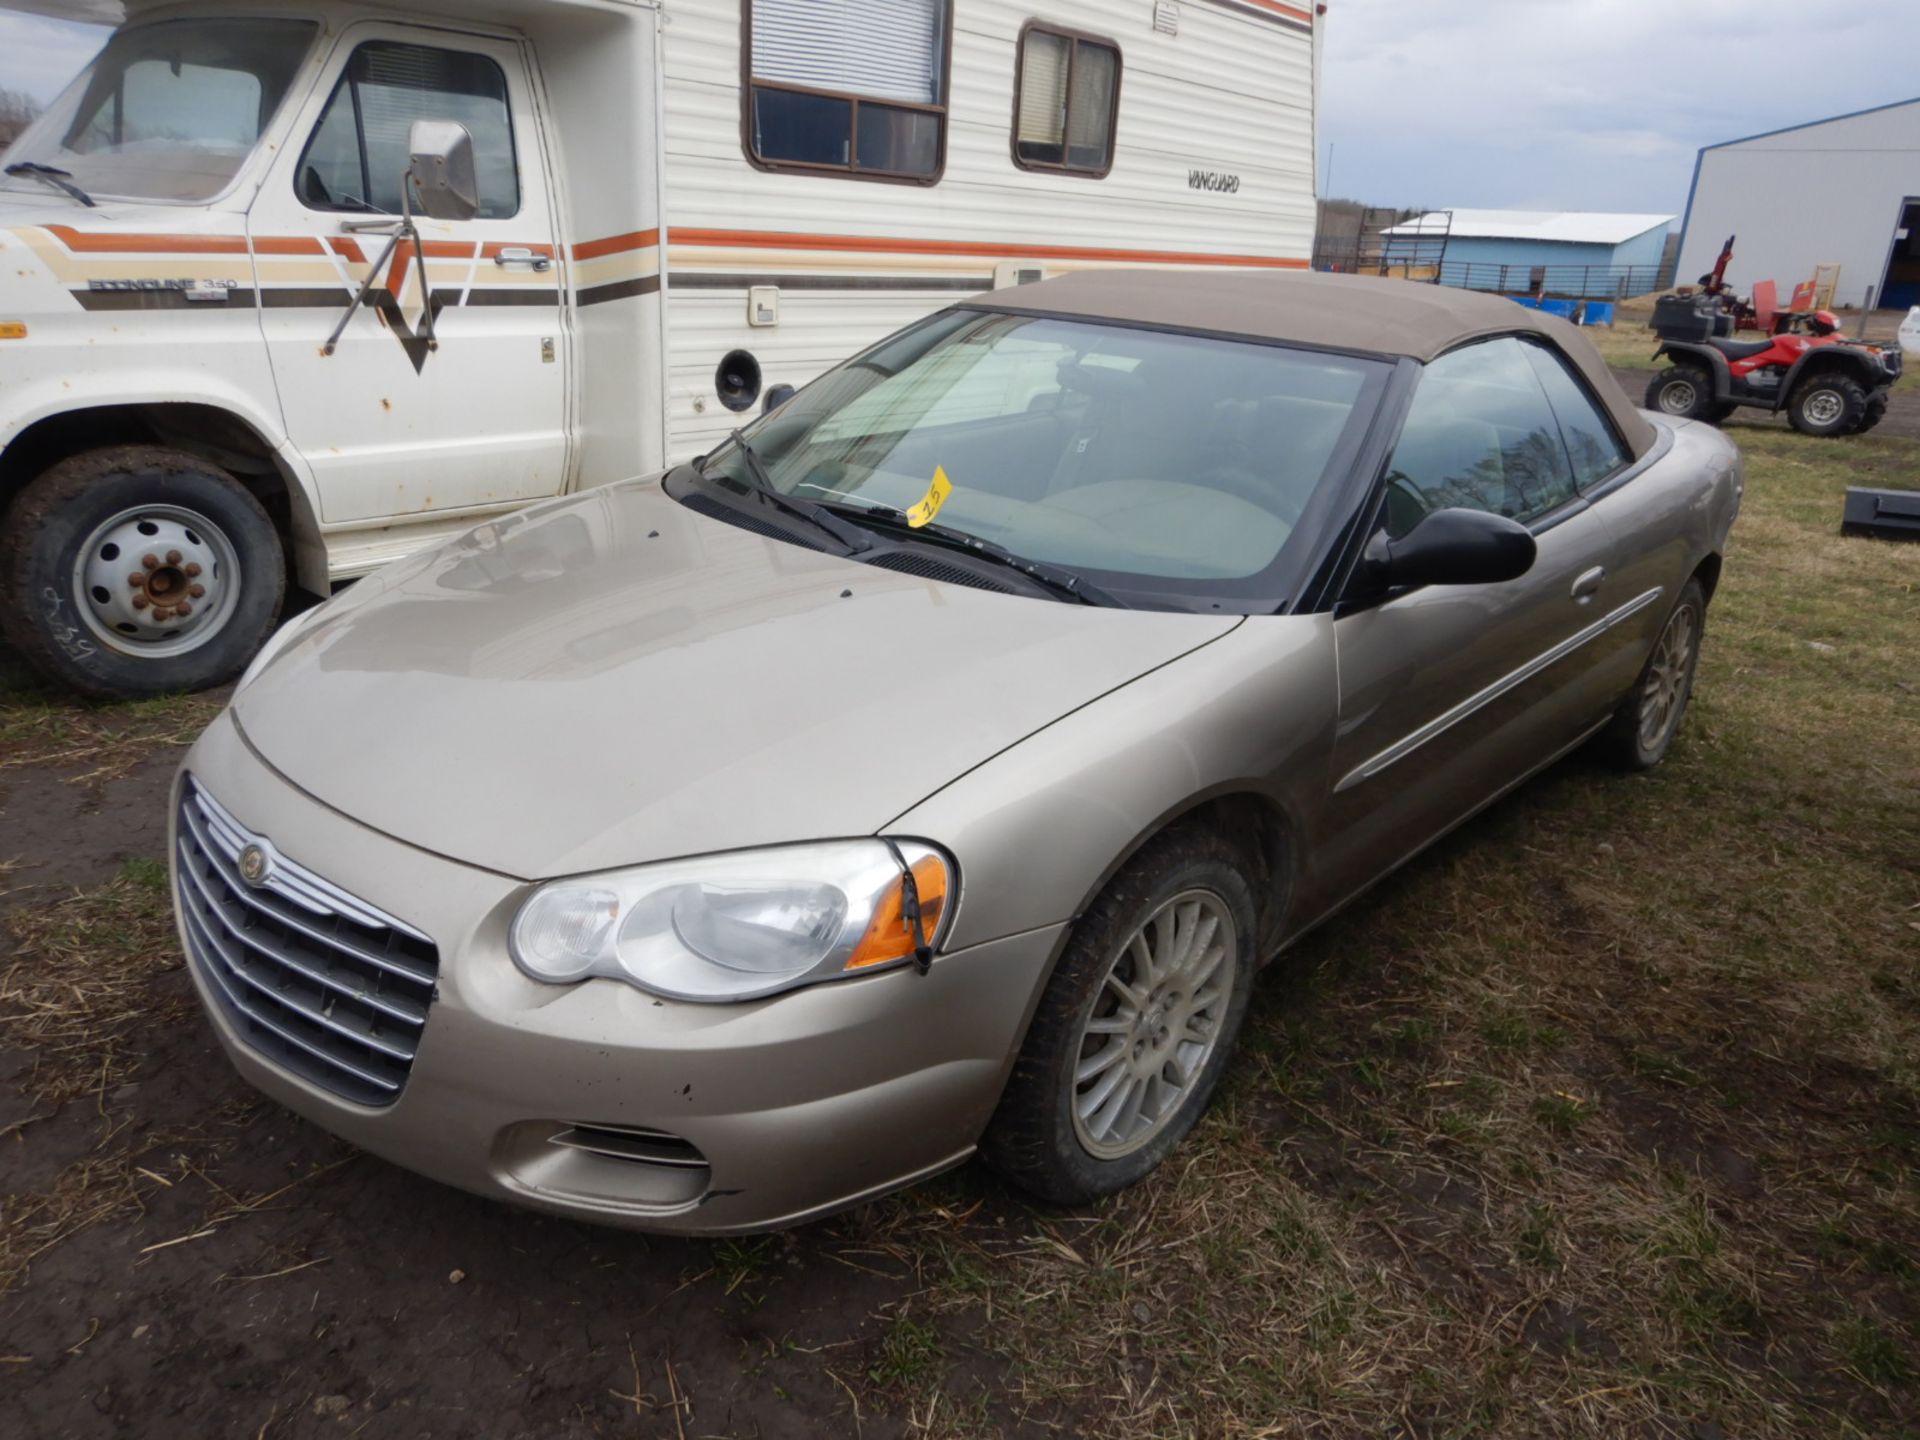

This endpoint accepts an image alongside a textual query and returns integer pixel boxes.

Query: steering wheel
[1192,465,1307,527]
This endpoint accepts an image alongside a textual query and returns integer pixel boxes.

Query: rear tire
[1786,374,1868,437]
[981,827,1258,1206]
[0,446,284,700]
[1599,578,1706,771]
[1645,366,1718,422]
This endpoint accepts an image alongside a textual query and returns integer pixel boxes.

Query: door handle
[1571,566,1606,602]
[494,247,552,272]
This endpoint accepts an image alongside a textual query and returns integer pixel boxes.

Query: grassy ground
[2,427,1916,1436]
[861,426,1920,1436]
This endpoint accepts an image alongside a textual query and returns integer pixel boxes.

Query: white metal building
[1675,96,1920,311]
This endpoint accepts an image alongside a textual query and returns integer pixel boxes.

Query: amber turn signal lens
[0,323,27,341]
[845,856,949,970]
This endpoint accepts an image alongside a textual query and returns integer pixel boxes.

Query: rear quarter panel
[1586,413,1742,687]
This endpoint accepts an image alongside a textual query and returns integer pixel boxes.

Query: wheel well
[4,401,299,536]
[1164,792,1295,956]
[1692,552,1723,605]
[1792,353,1874,389]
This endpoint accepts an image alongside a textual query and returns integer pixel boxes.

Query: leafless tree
[0,88,41,150]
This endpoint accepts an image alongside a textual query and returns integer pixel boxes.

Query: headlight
[510,841,953,1002]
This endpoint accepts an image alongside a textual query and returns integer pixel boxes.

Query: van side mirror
[762,383,797,415]
[407,120,480,222]
[1362,508,1536,589]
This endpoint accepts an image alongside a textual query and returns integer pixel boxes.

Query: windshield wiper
[5,162,95,208]
[813,498,1128,608]
[706,431,874,554]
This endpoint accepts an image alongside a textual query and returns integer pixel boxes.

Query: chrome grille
[174,777,439,1107]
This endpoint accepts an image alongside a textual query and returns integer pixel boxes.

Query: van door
[250,24,568,528]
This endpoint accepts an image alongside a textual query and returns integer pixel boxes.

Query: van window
[1383,337,1581,539]
[745,0,950,181]
[0,19,315,205]
[1014,24,1121,177]
[298,42,519,219]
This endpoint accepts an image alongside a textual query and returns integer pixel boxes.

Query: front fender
[888,615,1336,957]
[1655,342,1733,401]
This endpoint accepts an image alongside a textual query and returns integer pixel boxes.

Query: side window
[1521,341,1631,490]
[298,41,519,218]
[1014,24,1121,177]
[745,0,949,182]
[1383,337,1580,539]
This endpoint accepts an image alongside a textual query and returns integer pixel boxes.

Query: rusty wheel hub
[74,506,240,657]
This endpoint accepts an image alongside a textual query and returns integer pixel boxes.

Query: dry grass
[0,858,185,1108]
[855,428,1920,1437]
[0,655,219,783]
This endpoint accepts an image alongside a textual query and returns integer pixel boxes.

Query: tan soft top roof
[978,268,1657,459]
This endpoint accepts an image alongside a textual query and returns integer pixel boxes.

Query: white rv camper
[0,0,1321,696]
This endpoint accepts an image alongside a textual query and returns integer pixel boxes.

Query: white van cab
[0,0,1321,696]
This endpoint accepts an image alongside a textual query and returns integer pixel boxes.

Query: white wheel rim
[1659,379,1697,414]
[1803,390,1844,426]
[1070,889,1237,1160]
[71,505,242,659]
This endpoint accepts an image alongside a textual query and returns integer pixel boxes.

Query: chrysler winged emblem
[238,843,271,887]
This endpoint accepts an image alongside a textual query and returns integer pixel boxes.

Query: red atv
[1644,238,1902,437]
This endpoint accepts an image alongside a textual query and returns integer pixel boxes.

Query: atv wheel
[0,446,284,699]
[1646,366,1718,422]
[1787,374,1868,437]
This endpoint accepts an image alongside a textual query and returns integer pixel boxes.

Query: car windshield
[0,19,317,205]
[696,308,1387,603]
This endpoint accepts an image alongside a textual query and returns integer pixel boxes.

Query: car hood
[233,480,1242,879]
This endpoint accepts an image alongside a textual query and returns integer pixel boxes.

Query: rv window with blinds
[298,42,520,218]
[1013,23,1121,177]
[743,0,951,182]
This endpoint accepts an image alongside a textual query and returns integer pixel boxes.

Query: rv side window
[744,0,951,182]
[298,41,520,219]
[1013,23,1121,177]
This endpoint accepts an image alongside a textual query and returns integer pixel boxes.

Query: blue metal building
[1383,210,1675,298]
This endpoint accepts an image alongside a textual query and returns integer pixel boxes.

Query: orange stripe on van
[573,229,660,261]
[667,229,1311,270]
[45,226,250,255]
[1220,0,1314,22]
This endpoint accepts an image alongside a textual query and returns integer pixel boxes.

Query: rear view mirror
[407,120,479,222]
[763,383,797,415]
[1362,508,1536,589]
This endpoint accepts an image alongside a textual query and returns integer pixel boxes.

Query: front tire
[981,827,1259,1206]
[1599,578,1706,771]
[1786,374,1868,437]
[1646,365,1718,422]
[0,446,284,700]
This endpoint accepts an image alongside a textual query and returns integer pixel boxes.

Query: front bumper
[170,712,1064,1234]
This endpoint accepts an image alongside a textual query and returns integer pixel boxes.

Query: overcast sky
[3,2,1916,222]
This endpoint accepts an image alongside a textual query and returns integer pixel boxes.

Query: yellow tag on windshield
[906,466,954,529]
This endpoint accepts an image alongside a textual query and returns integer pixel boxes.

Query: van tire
[0,446,283,700]
[980,826,1258,1206]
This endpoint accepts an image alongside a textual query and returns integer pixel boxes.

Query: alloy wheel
[1070,890,1238,1160]
[1802,388,1844,428]
[1658,379,1698,414]
[1638,603,1698,752]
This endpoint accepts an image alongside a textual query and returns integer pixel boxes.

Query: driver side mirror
[407,120,480,222]
[1361,507,1537,590]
